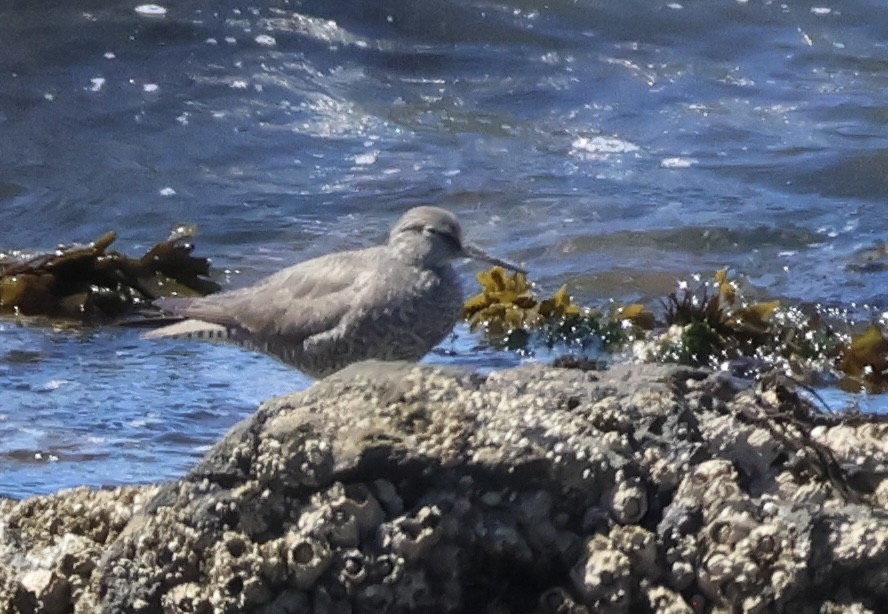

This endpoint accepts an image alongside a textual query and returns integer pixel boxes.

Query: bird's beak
[462,242,527,274]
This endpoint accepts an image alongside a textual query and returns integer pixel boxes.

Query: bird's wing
[155,247,384,342]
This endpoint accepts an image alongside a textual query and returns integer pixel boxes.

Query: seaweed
[0,228,219,323]
[462,266,632,354]
[464,266,886,396]
[837,325,888,394]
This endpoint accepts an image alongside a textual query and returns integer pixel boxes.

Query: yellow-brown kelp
[837,325,888,394]
[462,266,630,352]
[0,229,219,322]
[465,267,888,396]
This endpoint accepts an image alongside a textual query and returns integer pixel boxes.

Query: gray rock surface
[1,361,887,613]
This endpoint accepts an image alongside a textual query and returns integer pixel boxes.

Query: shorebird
[144,206,525,377]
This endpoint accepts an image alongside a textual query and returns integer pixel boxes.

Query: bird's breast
[356,265,463,356]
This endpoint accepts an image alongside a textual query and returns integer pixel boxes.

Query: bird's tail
[142,319,231,341]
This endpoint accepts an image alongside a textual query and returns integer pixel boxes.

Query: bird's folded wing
[156,248,383,342]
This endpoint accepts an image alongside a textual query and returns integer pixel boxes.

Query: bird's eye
[426,226,461,250]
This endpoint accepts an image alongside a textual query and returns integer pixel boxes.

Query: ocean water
[2,0,887,498]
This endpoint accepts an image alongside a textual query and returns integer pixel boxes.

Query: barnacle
[285,531,332,590]
[607,473,649,525]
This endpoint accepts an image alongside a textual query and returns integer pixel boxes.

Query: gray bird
[144,206,525,377]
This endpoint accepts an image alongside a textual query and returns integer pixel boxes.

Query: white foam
[352,151,378,166]
[41,380,68,391]
[135,4,167,17]
[261,13,369,49]
[134,4,167,17]
[660,157,697,169]
[571,136,639,159]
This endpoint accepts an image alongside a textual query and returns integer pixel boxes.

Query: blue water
[3,0,888,498]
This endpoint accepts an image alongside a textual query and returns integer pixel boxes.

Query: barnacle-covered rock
[255,414,335,488]
[2,362,888,612]
[205,531,273,611]
[378,506,442,561]
[17,569,69,614]
[660,459,810,611]
[0,485,157,612]
[644,585,693,614]
[820,602,876,614]
[570,533,632,610]
[391,569,435,611]
[700,415,783,482]
[282,530,332,590]
[611,525,659,581]
[161,581,208,613]
[334,483,386,537]
[298,494,360,549]
[810,423,888,470]
[538,586,589,614]
[607,472,649,524]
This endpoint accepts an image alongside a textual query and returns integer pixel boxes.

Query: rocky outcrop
[1,361,887,613]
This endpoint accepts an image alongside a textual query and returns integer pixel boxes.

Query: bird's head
[389,206,526,272]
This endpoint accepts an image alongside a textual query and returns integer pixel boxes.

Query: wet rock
[1,362,888,612]
[18,569,69,614]
[0,485,157,612]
